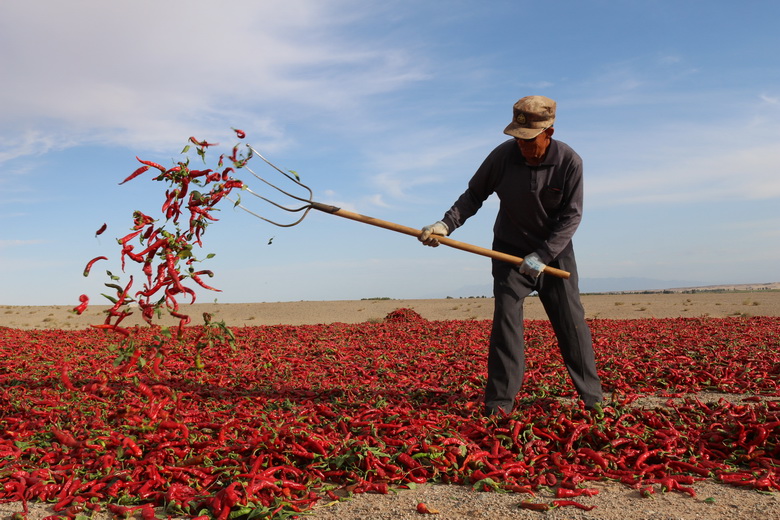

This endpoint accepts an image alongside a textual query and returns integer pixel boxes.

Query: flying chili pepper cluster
[77,130,248,337]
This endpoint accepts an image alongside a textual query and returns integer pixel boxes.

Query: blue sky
[1,1,778,306]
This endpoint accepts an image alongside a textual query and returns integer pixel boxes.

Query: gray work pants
[485,248,603,411]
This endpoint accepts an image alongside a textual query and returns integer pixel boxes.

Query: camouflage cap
[503,95,556,139]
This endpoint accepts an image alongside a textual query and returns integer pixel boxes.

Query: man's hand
[519,252,546,278]
[419,221,448,247]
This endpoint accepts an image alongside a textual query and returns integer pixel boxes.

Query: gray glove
[519,252,546,278]
[419,221,448,247]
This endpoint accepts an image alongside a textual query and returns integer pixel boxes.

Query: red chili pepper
[158,420,189,438]
[132,211,156,229]
[139,504,156,520]
[564,423,589,452]
[397,453,420,469]
[656,477,696,497]
[416,502,439,514]
[189,137,218,148]
[52,429,81,449]
[504,483,536,495]
[552,499,596,511]
[59,365,77,391]
[107,504,133,517]
[667,461,711,477]
[221,167,234,181]
[634,448,661,469]
[555,487,599,498]
[53,495,75,512]
[120,436,143,457]
[73,294,89,315]
[136,157,167,172]
[191,272,221,292]
[305,438,327,456]
[578,447,609,470]
[135,237,168,257]
[119,164,150,185]
[90,323,130,336]
[233,128,246,139]
[95,223,107,236]
[519,501,550,511]
[221,179,243,190]
[83,256,108,277]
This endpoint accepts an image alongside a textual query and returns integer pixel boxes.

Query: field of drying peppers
[1,311,779,519]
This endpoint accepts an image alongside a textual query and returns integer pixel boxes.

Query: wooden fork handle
[310,202,570,279]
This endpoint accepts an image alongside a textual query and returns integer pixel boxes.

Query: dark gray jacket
[441,138,584,264]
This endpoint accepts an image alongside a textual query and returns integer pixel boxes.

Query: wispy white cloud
[0,163,38,210]
[0,1,428,160]
[318,189,360,213]
[589,140,780,206]
[583,89,780,207]
[364,194,391,209]
[371,171,441,200]
[360,130,496,206]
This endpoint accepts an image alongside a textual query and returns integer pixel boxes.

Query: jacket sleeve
[440,151,499,233]
[536,155,584,264]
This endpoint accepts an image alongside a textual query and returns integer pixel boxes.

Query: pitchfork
[232,146,570,279]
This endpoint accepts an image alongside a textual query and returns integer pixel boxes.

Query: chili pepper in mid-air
[191,272,220,292]
[83,256,108,277]
[90,323,130,336]
[120,164,151,185]
[221,179,243,190]
[95,223,107,236]
[220,167,234,181]
[233,128,246,139]
[136,157,167,172]
[189,137,218,148]
[73,294,89,315]
[132,210,156,229]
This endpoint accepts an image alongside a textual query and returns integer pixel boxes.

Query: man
[419,95,603,415]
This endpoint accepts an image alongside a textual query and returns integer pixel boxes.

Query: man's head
[504,96,557,165]
[503,95,556,140]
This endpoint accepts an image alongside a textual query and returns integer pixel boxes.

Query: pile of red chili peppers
[0,314,778,518]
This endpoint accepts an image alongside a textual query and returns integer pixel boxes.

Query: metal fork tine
[232,199,312,227]
[244,164,314,205]
[243,186,309,213]
[247,146,304,186]
[227,145,317,227]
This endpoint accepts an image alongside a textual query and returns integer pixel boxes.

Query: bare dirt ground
[1,289,779,519]
[2,288,780,330]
